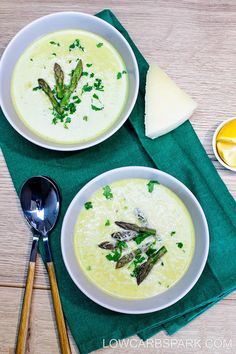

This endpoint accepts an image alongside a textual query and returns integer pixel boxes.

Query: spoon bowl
[20,176,60,236]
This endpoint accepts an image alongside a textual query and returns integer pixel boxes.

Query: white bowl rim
[0,11,139,151]
[61,166,209,314]
[212,117,236,172]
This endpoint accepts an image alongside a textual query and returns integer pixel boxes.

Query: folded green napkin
[1,9,236,354]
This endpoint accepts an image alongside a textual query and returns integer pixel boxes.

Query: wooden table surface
[1,1,236,353]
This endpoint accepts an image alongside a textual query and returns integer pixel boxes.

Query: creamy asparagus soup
[11,30,128,144]
[74,178,195,299]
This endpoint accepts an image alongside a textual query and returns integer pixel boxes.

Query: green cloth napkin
[1,9,236,354]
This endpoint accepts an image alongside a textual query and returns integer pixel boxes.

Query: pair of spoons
[16,176,71,354]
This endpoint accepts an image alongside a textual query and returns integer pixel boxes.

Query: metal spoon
[16,176,71,354]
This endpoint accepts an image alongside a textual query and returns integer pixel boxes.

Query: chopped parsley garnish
[72,96,81,104]
[68,102,76,114]
[106,241,127,262]
[93,93,99,99]
[32,86,42,91]
[117,70,127,79]
[64,117,71,129]
[134,232,152,245]
[91,93,104,111]
[84,201,93,210]
[91,104,104,111]
[69,60,72,64]
[96,42,103,48]
[106,248,121,262]
[94,78,104,91]
[50,41,60,46]
[86,63,93,67]
[83,115,88,121]
[116,240,128,249]
[102,185,113,199]
[176,242,183,249]
[147,180,160,193]
[30,58,33,62]
[52,52,57,56]
[90,73,95,78]
[105,219,111,226]
[161,261,164,266]
[69,38,84,52]
[81,71,89,76]
[51,108,66,125]
[171,231,176,236]
[82,83,93,93]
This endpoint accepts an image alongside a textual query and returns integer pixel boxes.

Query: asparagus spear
[54,63,65,99]
[136,245,167,285]
[38,78,63,115]
[60,59,83,107]
[116,242,152,269]
[98,241,116,250]
[115,221,156,235]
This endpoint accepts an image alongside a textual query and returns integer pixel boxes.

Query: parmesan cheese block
[145,64,197,139]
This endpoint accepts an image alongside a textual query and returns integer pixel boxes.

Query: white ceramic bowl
[0,12,139,151]
[61,166,209,314]
[212,117,236,172]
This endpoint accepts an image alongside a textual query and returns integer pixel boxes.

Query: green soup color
[74,179,195,300]
[11,29,128,144]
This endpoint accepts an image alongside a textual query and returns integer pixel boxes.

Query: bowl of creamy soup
[61,166,209,314]
[0,12,139,150]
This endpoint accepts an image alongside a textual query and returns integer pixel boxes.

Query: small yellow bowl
[212,117,236,172]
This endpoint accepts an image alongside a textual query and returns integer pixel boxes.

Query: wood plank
[0,287,235,354]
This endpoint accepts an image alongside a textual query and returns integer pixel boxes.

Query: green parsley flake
[102,185,113,199]
[93,93,99,99]
[94,78,104,91]
[117,70,127,79]
[64,117,71,129]
[96,42,103,48]
[90,73,95,78]
[82,83,93,93]
[72,96,81,104]
[116,240,128,249]
[50,41,60,46]
[147,180,160,193]
[52,53,57,56]
[105,219,111,226]
[106,248,121,262]
[84,201,93,210]
[91,104,104,111]
[32,86,42,91]
[176,242,183,249]
[86,63,93,67]
[69,39,84,52]
[171,231,176,236]
[30,58,33,62]
[83,116,88,121]
[134,232,153,245]
[81,71,89,76]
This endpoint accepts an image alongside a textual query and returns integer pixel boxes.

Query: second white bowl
[61,166,209,314]
[0,12,139,151]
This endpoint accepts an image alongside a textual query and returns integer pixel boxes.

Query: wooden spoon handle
[16,261,36,354]
[47,261,71,354]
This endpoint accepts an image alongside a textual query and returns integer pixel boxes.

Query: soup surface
[11,29,128,144]
[74,178,195,299]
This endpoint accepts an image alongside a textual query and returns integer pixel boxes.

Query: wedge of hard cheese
[145,64,197,139]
